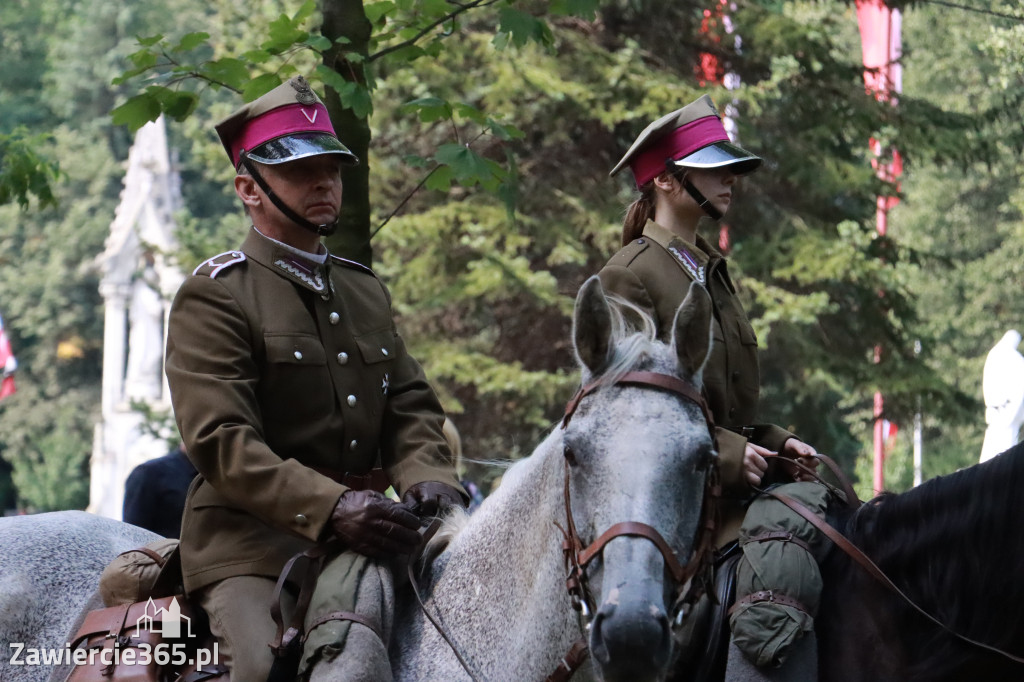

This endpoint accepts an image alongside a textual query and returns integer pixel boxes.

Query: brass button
[294,514,309,526]
[337,352,349,365]
[293,350,303,360]
[347,395,357,407]
[349,440,358,450]
[329,312,340,325]
[381,347,389,356]
[321,293,330,301]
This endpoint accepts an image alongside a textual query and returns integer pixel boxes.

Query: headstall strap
[554,368,722,682]
[561,370,716,442]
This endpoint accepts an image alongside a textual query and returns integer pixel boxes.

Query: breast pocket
[354,329,396,365]
[262,333,332,421]
[738,320,758,347]
[351,329,395,421]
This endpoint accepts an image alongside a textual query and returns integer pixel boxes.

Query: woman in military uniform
[598,95,823,681]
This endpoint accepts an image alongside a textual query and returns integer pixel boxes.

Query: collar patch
[274,256,326,292]
[668,246,706,285]
[194,251,246,278]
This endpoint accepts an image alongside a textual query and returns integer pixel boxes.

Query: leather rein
[547,370,722,682]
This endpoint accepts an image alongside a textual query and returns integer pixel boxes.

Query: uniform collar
[242,227,331,294]
[641,220,719,285]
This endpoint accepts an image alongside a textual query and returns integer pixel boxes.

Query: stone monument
[89,116,185,519]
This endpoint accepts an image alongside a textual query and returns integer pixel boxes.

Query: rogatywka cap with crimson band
[215,75,358,169]
[610,94,761,188]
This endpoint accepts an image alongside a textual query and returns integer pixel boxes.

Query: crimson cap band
[215,76,359,169]
[610,95,761,188]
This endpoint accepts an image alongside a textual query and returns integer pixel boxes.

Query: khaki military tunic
[598,221,796,541]
[166,227,462,592]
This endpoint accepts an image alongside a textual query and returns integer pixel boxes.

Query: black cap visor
[668,140,762,175]
[246,132,359,166]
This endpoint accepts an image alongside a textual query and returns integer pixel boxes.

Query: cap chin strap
[241,154,338,237]
[669,162,723,221]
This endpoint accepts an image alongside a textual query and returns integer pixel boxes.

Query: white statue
[123,254,165,401]
[980,329,1024,462]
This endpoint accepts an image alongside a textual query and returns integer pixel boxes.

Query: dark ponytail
[621,181,656,246]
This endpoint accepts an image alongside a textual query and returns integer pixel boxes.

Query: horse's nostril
[590,601,670,673]
[590,608,613,664]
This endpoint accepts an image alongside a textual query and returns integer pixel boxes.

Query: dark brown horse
[818,441,1024,682]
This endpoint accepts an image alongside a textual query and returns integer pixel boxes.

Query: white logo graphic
[135,597,194,639]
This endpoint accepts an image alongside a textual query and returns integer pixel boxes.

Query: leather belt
[311,466,390,493]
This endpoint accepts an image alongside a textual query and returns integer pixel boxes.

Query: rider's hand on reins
[743,443,772,487]
[780,438,820,482]
[330,489,422,558]
[402,481,467,517]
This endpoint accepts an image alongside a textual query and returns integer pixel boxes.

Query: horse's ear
[574,276,614,374]
[671,282,713,384]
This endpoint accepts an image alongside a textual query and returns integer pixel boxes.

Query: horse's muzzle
[590,599,672,682]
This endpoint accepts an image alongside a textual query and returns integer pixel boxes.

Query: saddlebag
[64,541,224,682]
[64,596,199,682]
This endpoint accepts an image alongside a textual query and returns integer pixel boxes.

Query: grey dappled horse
[0,511,158,682]
[389,277,715,682]
[0,277,716,682]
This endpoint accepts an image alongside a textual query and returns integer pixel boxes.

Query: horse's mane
[843,442,1024,677]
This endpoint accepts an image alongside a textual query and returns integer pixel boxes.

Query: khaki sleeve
[749,423,798,453]
[716,426,751,498]
[166,276,345,542]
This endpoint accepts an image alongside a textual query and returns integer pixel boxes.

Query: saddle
[668,542,741,682]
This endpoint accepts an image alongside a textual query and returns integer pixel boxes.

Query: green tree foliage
[0,0,196,511]
[3,0,1023,508]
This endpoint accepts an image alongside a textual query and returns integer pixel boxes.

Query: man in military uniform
[165,75,466,681]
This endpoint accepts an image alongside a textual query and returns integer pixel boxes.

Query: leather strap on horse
[266,540,341,682]
[544,639,589,682]
[406,517,483,682]
[303,610,382,643]
[728,590,810,616]
[767,490,1024,665]
[562,371,716,441]
[767,452,861,509]
[553,368,722,682]
[744,530,812,554]
[578,521,689,584]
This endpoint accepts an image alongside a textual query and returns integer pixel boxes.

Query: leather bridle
[548,370,721,682]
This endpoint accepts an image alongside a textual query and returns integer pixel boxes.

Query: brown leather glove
[402,481,467,518]
[330,489,422,558]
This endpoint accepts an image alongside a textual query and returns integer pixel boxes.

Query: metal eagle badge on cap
[290,76,317,105]
[668,246,706,285]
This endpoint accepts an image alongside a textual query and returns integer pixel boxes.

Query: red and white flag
[0,312,18,400]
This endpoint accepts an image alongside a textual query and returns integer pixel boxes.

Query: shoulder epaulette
[192,251,247,278]
[607,238,650,267]
[329,255,376,277]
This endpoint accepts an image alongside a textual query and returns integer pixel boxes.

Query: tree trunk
[321,0,373,266]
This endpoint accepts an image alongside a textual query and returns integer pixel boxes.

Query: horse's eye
[564,445,578,466]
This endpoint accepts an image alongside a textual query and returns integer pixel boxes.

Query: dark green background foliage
[1,0,1021,509]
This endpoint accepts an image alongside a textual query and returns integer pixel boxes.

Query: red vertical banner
[697,0,740,254]
[857,0,902,493]
[0,313,17,401]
